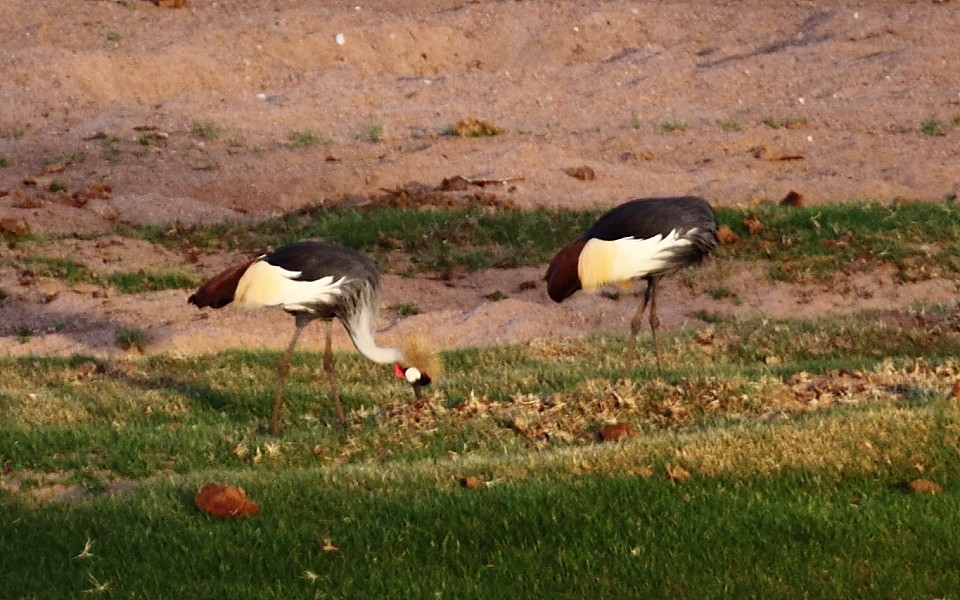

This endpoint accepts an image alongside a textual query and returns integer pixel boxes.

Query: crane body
[189,240,431,432]
[546,196,718,375]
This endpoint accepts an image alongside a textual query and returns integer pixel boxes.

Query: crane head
[545,239,586,302]
[394,363,432,386]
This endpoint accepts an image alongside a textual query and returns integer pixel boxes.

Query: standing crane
[545,196,718,376]
[188,240,434,434]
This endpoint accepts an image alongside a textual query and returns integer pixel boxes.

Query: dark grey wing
[585,196,717,244]
[263,241,381,287]
[263,241,382,320]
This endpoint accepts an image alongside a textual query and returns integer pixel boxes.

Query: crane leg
[626,279,652,376]
[323,320,345,425]
[626,278,663,378]
[271,317,308,434]
[648,279,663,378]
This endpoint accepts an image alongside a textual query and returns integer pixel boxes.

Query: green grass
[20,257,198,293]
[116,205,602,274]
[761,116,808,130]
[105,200,960,284]
[2,308,960,597]
[287,129,328,148]
[717,118,743,132]
[716,200,960,282]
[101,136,122,163]
[660,119,688,134]
[190,120,226,142]
[358,117,385,142]
[24,256,100,285]
[107,270,199,293]
[115,327,149,352]
[11,200,960,288]
[389,301,421,316]
[920,115,959,137]
[2,309,958,473]
[4,470,959,599]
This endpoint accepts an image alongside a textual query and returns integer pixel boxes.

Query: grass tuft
[287,129,328,148]
[114,327,148,352]
[358,117,385,142]
[761,115,808,129]
[660,119,688,133]
[189,120,226,142]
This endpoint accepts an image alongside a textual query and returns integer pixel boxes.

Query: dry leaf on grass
[453,118,503,137]
[716,224,739,245]
[195,482,260,517]
[665,464,690,483]
[460,476,486,489]
[742,216,764,235]
[598,422,634,441]
[907,479,943,495]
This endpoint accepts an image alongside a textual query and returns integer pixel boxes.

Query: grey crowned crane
[188,240,435,433]
[545,196,718,376]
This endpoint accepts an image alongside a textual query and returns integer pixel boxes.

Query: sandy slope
[1,0,959,358]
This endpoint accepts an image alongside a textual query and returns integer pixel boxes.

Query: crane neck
[344,308,404,365]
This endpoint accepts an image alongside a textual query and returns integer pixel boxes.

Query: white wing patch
[234,260,346,310]
[578,230,694,291]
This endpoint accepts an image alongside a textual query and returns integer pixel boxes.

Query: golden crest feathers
[402,336,442,379]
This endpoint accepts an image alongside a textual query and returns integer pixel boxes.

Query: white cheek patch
[404,367,422,383]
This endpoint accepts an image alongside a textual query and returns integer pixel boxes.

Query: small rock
[0,217,31,236]
[563,165,596,181]
[335,32,346,46]
[22,175,53,188]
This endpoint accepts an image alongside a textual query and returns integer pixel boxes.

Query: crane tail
[545,239,586,302]
[188,259,256,309]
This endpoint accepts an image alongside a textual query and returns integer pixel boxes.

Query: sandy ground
[1,0,959,359]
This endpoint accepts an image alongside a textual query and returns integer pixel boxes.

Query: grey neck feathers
[344,306,404,364]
